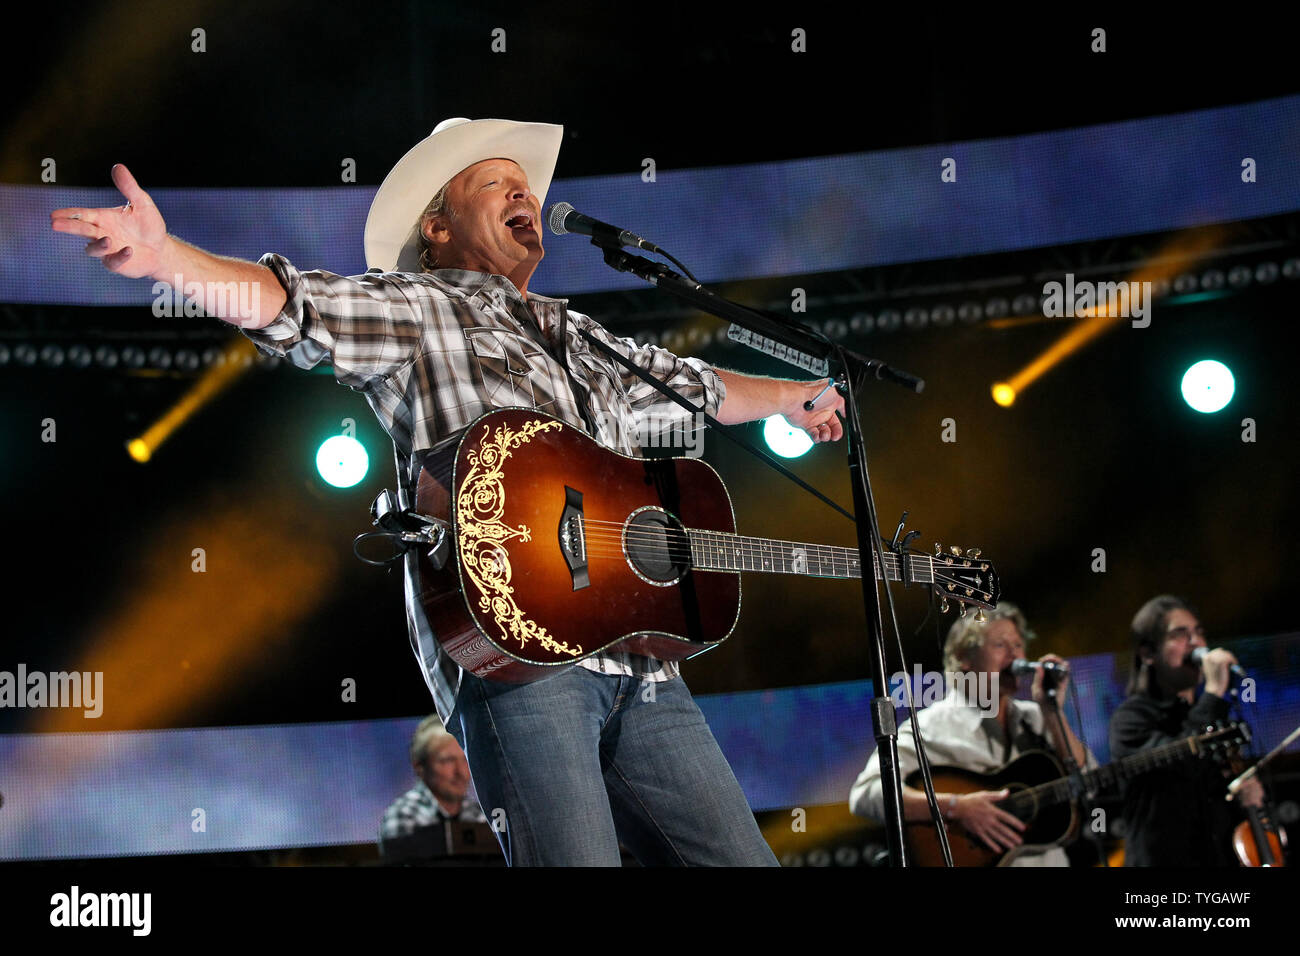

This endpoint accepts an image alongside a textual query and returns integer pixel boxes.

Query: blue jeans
[446,666,779,866]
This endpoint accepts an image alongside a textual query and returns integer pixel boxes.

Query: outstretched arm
[50,164,286,328]
[713,369,846,443]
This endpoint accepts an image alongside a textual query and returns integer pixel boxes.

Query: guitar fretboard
[685,529,934,584]
[1006,729,1237,813]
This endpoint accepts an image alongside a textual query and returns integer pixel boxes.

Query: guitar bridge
[558,485,589,591]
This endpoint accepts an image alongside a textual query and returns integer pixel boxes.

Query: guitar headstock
[1198,721,1251,762]
[925,543,1000,620]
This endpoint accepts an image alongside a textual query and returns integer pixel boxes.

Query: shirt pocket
[565,334,627,406]
[462,328,546,408]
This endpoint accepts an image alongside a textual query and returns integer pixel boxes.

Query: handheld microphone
[1188,646,1247,679]
[545,202,659,252]
[1010,659,1069,677]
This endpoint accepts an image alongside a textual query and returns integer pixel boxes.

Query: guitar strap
[531,309,603,441]
[571,325,855,523]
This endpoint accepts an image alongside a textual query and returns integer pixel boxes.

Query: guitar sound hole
[623,508,691,587]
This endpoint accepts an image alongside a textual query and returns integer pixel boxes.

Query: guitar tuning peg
[949,545,962,556]
[958,604,967,619]
[974,608,986,623]
[939,596,950,614]
[965,548,982,558]
[934,542,942,556]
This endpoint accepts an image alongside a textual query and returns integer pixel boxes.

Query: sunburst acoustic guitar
[410,407,999,683]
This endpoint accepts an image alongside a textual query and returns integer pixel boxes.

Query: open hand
[50,164,168,279]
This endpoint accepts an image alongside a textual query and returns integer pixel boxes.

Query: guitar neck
[1013,731,1230,811]
[1101,733,1220,785]
[685,529,931,585]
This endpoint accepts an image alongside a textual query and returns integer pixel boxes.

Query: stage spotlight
[126,438,151,463]
[94,345,119,368]
[40,344,65,367]
[904,308,928,330]
[0,343,9,366]
[930,305,955,327]
[992,382,1016,407]
[1181,359,1234,413]
[315,435,369,488]
[763,415,813,458]
[1255,262,1279,284]
[67,344,92,368]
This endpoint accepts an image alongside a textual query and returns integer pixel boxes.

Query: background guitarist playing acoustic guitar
[850,602,1095,865]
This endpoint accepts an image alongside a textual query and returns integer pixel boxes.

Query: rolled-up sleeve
[573,316,727,425]
[241,253,424,391]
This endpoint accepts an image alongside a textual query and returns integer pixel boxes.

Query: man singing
[850,602,1094,865]
[1109,595,1263,866]
[52,117,845,865]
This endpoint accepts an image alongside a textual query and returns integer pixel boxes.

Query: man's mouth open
[505,212,535,234]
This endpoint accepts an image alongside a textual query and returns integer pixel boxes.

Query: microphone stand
[589,238,923,866]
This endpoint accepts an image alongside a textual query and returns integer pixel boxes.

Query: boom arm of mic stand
[593,241,924,393]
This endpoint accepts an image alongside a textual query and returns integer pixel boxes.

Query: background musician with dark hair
[1109,594,1264,866]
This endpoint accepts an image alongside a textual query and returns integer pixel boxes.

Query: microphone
[1188,646,1247,679]
[546,202,659,252]
[1010,659,1069,677]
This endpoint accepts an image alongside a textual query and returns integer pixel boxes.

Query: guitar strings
[576,532,919,569]
[575,520,919,559]
[470,520,963,584]
[575,533,907,568]
[574,517,971,568]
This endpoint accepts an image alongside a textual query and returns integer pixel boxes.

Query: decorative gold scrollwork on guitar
[457,417,583,658]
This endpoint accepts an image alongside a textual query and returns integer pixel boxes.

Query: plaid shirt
[379,780,488,846]
[241,254,727,722]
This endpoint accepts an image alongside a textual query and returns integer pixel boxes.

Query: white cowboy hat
[363,117,564,273]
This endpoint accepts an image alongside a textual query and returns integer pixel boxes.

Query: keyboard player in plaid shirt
[51,118,845,866]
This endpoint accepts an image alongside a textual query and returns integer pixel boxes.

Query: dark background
[2,4,1297,732]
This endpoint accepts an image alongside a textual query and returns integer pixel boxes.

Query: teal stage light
[1180,360,1234,413]
[316,435,369,488]
[763,415,813,458]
